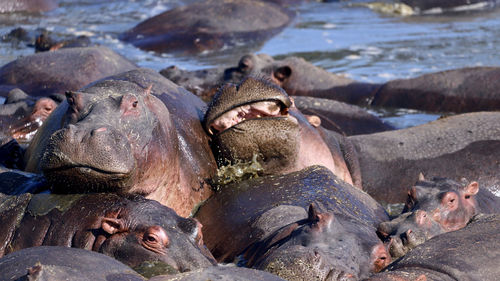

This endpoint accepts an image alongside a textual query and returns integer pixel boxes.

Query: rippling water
[1,0,500,127]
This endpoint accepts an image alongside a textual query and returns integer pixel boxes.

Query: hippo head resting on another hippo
[39,81,177,196]
[203,76,353,184]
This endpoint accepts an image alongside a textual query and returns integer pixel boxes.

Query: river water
[1,0,500,128]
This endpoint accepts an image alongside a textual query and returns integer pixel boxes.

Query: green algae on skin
[27,194,85,217]
[133,260,179,278]
[212,154,263,189]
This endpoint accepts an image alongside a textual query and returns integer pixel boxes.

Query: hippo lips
[208,100,291,135]
[43,164,129,178]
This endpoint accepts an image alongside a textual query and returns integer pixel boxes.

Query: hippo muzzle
[41,123,136,192]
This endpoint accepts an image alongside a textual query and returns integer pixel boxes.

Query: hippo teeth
[209,100,287,135]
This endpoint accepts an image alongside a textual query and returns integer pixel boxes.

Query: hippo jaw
[207,99,293,135]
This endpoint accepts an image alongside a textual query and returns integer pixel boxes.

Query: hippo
[119,0,294,54]
[0,246,145,281]
[0,89,59,146]
[195,166,390,279]
[293,96,394,135]
[372,67,500,113]
[377,210,445,259]
[400,0,498,14]
[34,32,92,52]
[0,46,137,97]
[203,76,355,186]
[243,204,391,280]
[223,53,380,105]
[0,167,48,195]
[0,193,215,276]
[150,265,286,281]
[366,213,500,281]
[0,0,58,13]
[24,68,216,217]
[349,111,500,204]
[195,165,389,262]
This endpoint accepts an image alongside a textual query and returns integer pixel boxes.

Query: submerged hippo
[25,68,216,217]
[400,0,498,13]
[0,193,215,276]
[0,0,58,13]
[0,246,145,281]
[195,166,390,279]
[120,0,294,54]
[350,111,500,204]
[203,76,355,186]
[372,67,500,113]
[367,213,500,281]
[0,46,137,97]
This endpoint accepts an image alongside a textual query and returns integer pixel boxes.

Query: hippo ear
[144,84,153,95]
[418,172,425,181]
[464,181,479,197]
[273,66,292,83]
[305,114,321,128]
[101,217,127,235]
[307,204,334,231]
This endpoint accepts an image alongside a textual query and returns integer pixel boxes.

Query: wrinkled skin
[0,193,215,276]
[242,205,391,280]
[372,67,500,113]
[349,112,500,204]
[203,76,353,185]
[150,265,286,281]
[0,0,58,13]
[377,210,445,259]
[366,213,500,281]
[25,68,216,217]
[195,165,389,264]
[0,46,137,97]
[0,246,145,281]
[119,0,294,54]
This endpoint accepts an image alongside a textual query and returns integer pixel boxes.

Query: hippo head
[97,195,215,276]
[204,76,299,175]
[377,210,445,259]
[40,80,178,194]
[243,205,390,280]
[403,176,479,232]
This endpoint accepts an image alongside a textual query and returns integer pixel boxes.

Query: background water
[1,0,500,128]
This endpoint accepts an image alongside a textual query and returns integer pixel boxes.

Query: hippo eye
[142,226,169,252]
[465,195,470,199]
[132,101,138,108]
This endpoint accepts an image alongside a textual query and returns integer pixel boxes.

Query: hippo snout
[41,124,136,192]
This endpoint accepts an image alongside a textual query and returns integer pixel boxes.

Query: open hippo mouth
[207,99,293,135]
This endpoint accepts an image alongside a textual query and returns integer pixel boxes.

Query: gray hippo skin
[0,193,215,276]
[150,265,286,281]
[349,112,500,204]
[0,246,145,281]
[0,0,58,13]
[195,166,389,264]
[24,68,216,217]
[372,67,500,113]
[401,0,497,13]
[242,204,391,280]
[0,46,137,97]
[203,76,355,186]
[119,0,294,54]
[366,213,500,281]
